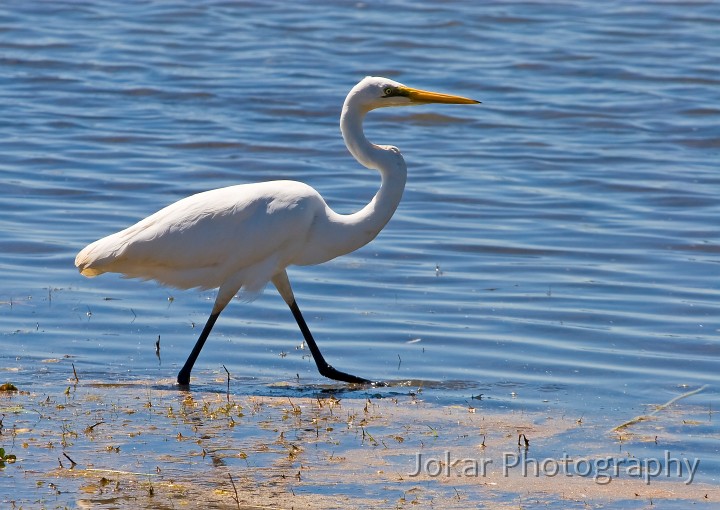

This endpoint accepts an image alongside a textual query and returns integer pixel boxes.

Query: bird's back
[75,180,324,290]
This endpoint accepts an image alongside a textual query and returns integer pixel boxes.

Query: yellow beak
[402,86,480,105]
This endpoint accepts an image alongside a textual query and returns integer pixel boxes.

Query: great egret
[75,76,479,386]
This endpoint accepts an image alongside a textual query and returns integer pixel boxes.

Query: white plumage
[76,76,479,385]
[78,181,322,292]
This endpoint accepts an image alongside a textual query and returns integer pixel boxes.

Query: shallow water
[0,0,718,505]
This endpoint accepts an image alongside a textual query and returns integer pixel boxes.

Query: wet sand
[1,375,716,509]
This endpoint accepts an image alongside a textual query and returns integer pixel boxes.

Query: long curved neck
[303,100,407,264]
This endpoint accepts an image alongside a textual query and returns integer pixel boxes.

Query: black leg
[177,312,220,386]
[288,300,375,385]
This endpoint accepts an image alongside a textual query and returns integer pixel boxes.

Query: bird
[75,76,479,386]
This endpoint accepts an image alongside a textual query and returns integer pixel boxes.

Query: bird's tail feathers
[78,265,105,277]
[75,236,120,278]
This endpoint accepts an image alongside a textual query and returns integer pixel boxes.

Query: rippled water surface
[1,0,718,504]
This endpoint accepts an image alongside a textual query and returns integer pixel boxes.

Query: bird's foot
[319,364,382,386]
[177,370,191,387]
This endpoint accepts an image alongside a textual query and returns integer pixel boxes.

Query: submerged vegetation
[0,371,716,509]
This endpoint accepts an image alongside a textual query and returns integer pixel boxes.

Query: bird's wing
[76,181,323,290]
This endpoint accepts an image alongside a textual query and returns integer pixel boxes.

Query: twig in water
[63,452,77,468]
[518,433,529,449]
[612,384,709,433]
[84,421,104,434]
[223,365,230,401]
[71,363,79,383]
[228,473,240,509]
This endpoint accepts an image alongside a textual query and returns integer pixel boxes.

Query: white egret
[75,76,479,386]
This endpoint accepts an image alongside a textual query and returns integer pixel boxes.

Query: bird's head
[348,76,479,111]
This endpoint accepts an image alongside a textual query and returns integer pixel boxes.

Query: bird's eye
[383,87,395,97]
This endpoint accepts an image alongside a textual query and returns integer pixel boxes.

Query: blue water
[0,0,718,498]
